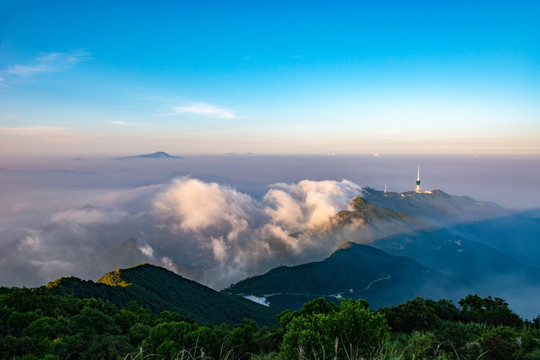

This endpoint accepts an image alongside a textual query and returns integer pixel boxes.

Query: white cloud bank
[152,178,361,286]
[7,178,362,289]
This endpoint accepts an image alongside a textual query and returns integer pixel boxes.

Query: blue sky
[1,0,539,155]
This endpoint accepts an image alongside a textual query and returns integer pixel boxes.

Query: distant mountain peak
[137,151,173,158]
[115,151,181,159]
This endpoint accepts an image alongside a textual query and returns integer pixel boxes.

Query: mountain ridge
[46,263,276,325]
[361,187,510,225]
[225,242,460,312]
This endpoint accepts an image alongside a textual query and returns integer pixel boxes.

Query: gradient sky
[1,0,539,156]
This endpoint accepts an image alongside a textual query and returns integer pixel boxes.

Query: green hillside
[46,263,276,325]
[225,242,460,312]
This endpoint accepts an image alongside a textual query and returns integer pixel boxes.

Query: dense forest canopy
[1,286,539,360]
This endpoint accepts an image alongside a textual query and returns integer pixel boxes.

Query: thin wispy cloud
[0,126,102,144]
[108,121,138,126]
[173,102,236,119]
[5,50,89,76]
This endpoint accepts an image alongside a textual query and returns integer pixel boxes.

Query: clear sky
[1,0,539,156]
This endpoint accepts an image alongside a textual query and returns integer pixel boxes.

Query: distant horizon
[3,151,540,160]
[1,153,539,210]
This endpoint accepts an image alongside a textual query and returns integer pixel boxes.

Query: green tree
[433,320,485,358]
[459,295,523,327]
[82,334,132,360]
[431,298,460,322]
[335,299,388,357]
[142,321,196,356]
[253,325,282,355]
[379,297,439,333]
[533,315,540,329]
[229,318,263,357]
[186,326,218,357]
[21,317,60,357]
[22,317,59,340]
[128,323,152,347]
[279,298,388,360]
[299,297,338,317]
[70,306,120,337]
[8,309,44,337]
[1,335,35,359]
[280,314,334,360]
[459,294,484,313]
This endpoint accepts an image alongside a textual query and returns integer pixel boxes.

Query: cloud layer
[3,177,361,289]
[151,178,360,287]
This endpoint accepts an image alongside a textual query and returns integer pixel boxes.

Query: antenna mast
[415,165,421,193]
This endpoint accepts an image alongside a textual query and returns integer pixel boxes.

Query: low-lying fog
[1,154,539,317]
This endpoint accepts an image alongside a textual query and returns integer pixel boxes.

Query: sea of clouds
[1,176,361,288]
[1,154,539,297]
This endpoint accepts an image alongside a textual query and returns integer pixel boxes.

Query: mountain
[372,229,539,283]
[318,195,538,287]
[116,151,181,159]
[448,210,540,268]
[327,193,540,319]
[225,242,460,312]
[361,188,510,225]
[46,263,276,325]
[321,197,432,243]
[370,228,540,319]
[292,196,433,254]
[328,194,537,285]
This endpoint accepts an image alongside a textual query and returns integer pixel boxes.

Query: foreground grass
[123,341,488,360]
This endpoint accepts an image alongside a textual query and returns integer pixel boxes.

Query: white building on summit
[415,165,421,193]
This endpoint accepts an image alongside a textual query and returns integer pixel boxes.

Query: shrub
[279,298,388,360]
[480,326,523,360]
